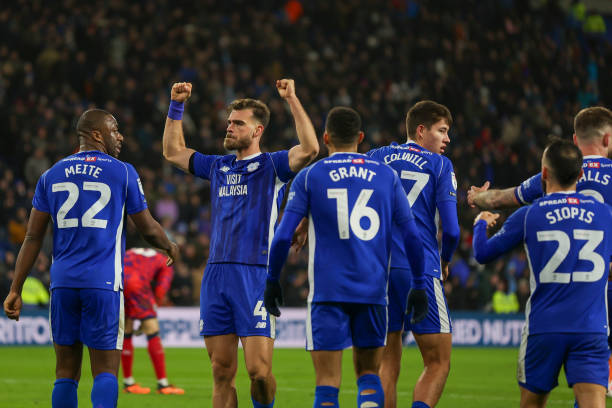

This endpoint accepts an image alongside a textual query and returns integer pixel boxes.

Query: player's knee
[246,366,271,383]
[211,360,237,383]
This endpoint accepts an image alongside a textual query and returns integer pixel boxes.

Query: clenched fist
[171,82,192,103]
[276,79,295,99]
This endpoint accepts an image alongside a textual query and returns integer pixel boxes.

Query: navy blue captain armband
[167,100,184,120]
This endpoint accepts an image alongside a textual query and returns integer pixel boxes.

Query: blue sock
[91,372,118,408]
[574,401,579,408]
[357,374,384,407]
[52,378,78,408]
[252,396,274,408]
[314,385,339,407]
[412,402,431,408]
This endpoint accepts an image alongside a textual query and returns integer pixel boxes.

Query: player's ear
[90,130,103,143]
[357,131,365,145]
[254,124,264,139]
[323,132,330,146]
[603,133,610,148]
[572,133,578,146]
[416,124,425,141]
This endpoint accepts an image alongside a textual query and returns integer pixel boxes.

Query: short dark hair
[406,101,452,139]
[325,107,362,146]
[574,106,612,141]
[227,98,270,128]
[543,138,583,188]
[76,109,112,140]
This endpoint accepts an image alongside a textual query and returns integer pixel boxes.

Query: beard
[223,133,252,151]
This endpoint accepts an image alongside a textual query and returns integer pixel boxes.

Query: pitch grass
[0,346,600,407]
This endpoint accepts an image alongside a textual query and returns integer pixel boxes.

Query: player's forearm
[140,223,174,254]
[10,236,44,294]
[439,200,460,262]
[286,95,319,170]
[400,219,426,288]
[472,220,507,263]
[268,211,302,281]
[473,188,519,210]
[162,117,194,172]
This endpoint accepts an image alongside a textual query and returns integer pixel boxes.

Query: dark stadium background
[2,0,612,314]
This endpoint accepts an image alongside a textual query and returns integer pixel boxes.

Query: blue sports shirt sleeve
[270,150,296,183]
[473,206,528,264]
[267,211,303,282]
[32,171,50,213]
[514,173,543,205]
[191,152,222,180]
[125,163,148,215]
[435,157,458,204]
[283,168,309,217]
[439,200,460,262]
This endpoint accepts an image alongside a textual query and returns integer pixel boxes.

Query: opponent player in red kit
[121,247,184,395]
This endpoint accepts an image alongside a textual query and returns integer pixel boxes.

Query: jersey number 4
[537,229,605,283]
[327,188,380,241]
[52,182,111,229]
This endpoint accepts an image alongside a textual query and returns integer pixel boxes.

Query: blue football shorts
[404,276,452,335]
[50,288,124,350]
[517,332,609,393]
[387,267,410,333]
[199,263,275,338]
[306,302,387,351]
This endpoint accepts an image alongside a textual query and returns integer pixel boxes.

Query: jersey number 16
[327,188,380,241]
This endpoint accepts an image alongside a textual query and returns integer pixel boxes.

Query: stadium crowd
[1,0,611,312]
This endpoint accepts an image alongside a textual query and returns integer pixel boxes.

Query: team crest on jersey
[588,162,600,168]
[247,162,260,172]
[220,166,230,173]
[567,197,580,204]
[85,156,97,162]
[451,172,457,190]
[352,158,364,164]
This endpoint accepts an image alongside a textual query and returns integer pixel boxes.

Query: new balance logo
[255,322,267,329]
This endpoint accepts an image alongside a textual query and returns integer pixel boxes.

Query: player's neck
[546,183,576,195]
[235,145,261,160]
[327,145,359,155]
[79,143,105,155]
[578,143,606,157]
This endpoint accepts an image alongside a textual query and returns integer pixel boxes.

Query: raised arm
[468,182,519,210]
[4,208,50,321]
[277,79,319,172]
[162,82,197,173]
[129,209,179,266]
[472,209,525,264]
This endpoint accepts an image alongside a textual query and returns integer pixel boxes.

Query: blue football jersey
[368,142,457,277]
[32,151,147,291]
[516,156,612,205]
[475,192,612,335]
[284,152,414,305]
[191,151,295,266]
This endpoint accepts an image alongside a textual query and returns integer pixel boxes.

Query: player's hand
[4,292,23,321]
[165,242,180,266]
[441,260,450,281]
[467,181,490,208]
[170,82,192,103]
[406,288,428,325]
[474,211,500,228]
[291,217,309,253]
[264,280,283,317]
[276,79,296,100]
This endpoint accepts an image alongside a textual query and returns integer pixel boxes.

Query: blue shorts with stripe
[305,302,387,351]
[50,288,124,350]
[404,276,452,334]
[199,263,276,338]
[517,332,609,393]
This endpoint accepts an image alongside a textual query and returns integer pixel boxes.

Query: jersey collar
[329,152,366,157]
[236,152,262,161]
[547,190,577,195]
[583,155,605,159]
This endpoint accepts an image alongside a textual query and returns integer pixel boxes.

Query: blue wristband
[168,100,184,120]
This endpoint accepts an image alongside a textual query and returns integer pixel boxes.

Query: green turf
[0,346,604,407]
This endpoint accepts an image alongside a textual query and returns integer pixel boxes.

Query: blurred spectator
[1,0,610,310]
[492,276,519,314]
